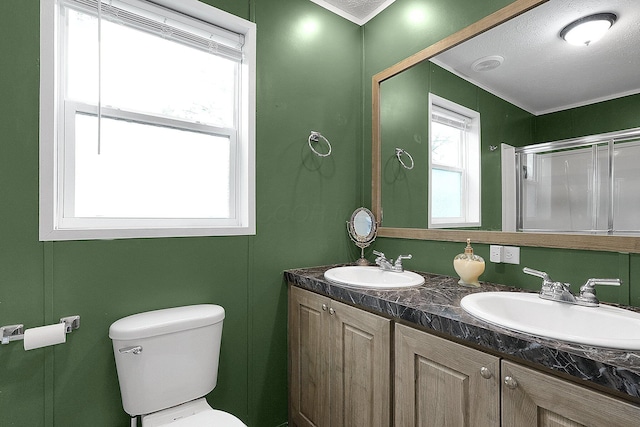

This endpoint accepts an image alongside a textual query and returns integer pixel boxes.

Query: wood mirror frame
[371,0,640,253]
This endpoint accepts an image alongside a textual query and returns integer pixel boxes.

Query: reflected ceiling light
[560,13,617,46]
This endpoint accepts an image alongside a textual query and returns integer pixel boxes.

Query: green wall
[1,0,361,426]
[534,93,640,142]
[363,0,640,309]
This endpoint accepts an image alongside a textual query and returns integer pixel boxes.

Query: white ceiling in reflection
[431,0,640,115]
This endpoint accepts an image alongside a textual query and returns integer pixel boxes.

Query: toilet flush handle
[119,345,143,355]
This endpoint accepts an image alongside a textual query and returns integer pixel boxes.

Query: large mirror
[373,0,640,252]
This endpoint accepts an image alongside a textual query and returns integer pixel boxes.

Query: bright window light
[73,114,232,219]
[40,0,256,240]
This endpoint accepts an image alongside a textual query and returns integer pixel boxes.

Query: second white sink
[461,291,640,350]
[324,266,425,289]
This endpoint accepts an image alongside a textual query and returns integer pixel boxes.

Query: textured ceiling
[431,0,640,115]
[309,0,396,25]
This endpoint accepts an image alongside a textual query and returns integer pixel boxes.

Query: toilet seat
[142,398,246,427]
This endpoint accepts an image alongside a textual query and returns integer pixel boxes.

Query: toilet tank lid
[109,304,225,340]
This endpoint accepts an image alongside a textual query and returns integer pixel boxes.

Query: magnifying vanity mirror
[372,0,640,253]
[347,207,378,265]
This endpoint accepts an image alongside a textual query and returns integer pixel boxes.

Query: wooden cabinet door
[289,287,392,427]
[502,361,640,427]
[330,299,391,427]
[395,323,500,427]
[289,286,331,427]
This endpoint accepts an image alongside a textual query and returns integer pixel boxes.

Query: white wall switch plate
[504,246,520,264]
[490,245,503,263]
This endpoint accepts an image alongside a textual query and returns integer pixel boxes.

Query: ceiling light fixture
[560,13,617,46]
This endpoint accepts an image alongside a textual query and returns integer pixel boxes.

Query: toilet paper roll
[23,323,66,351]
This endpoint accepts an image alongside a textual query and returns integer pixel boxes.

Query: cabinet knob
[322,304,328,311]
[504,376,518,389]
[480,367,492,379]
[329,308,335,315]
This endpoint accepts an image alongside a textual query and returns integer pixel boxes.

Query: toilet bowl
[109,305,246,426]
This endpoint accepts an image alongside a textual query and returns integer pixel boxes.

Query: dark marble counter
[285,264,640,402]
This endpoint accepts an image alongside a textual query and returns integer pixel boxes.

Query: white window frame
[428,93,481,228]
[39,0,256,241]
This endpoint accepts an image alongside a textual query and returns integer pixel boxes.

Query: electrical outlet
[489,245,503,263]
[504,246,520,264]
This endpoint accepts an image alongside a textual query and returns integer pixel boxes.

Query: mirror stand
[350,240,371,266]
[347,207,378,265]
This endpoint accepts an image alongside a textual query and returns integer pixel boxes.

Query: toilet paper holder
[60,315,81,333]
[0,324,24,344]
[1,315,80,345]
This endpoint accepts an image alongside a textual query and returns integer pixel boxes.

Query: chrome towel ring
[395,147,414,170]
[308,131,332,157]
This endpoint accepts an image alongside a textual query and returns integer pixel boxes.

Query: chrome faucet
[577,278,623,306]
[523,267,621,307]
[373,250,412,272]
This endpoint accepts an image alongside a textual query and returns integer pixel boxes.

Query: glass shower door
[517,143,610,233]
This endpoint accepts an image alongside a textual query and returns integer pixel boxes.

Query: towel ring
[308,131,332,157]
[395,147,414,170]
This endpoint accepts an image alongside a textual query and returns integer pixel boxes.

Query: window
[39,0,256,240]
[428,93,480,228]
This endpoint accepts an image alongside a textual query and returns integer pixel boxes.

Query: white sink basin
[461,292,640,350]
[324,266,425,289]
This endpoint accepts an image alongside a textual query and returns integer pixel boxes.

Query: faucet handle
[523,267,558,295]
[373,251,389,268]
[393,254,412,272]
[578,278,621,306]
[523,267,551,282]
[581,278,621,290]
[373,250,387,262]
[394,254,412,265]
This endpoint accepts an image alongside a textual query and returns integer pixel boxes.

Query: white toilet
[109,304,246,427]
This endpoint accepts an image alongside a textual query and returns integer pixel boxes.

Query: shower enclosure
[514,128,640,235]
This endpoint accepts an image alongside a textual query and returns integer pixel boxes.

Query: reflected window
[428,94,481,228]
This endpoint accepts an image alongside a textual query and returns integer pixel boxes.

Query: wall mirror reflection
[373,0,640,252]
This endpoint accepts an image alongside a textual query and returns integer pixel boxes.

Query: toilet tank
[109,305,225,416]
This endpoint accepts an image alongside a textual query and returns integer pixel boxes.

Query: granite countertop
[285,264,640,402]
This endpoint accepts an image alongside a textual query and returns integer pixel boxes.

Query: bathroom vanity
[286,265,640,426]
